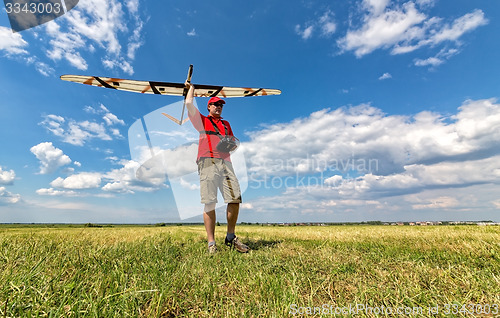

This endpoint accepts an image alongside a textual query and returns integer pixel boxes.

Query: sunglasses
[210,103,224,107]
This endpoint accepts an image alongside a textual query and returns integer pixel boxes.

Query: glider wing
[60,75,282,97]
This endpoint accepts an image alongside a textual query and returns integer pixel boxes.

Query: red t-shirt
[189,108,234,162]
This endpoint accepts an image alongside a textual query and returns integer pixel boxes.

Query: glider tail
[162,113,190,125]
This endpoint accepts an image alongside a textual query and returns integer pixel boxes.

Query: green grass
[0,225,499,317]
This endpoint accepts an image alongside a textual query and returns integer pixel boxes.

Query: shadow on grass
[245,239,282,251]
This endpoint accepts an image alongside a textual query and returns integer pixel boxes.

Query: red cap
[208,96,226,106]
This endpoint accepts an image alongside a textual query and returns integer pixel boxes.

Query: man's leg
[204,203,217,244]
[225,203,249,252]
[226,202,239,235]
[199,158,218,252]
[220,161,248,252]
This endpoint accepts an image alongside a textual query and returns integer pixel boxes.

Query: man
[184,81,249,254]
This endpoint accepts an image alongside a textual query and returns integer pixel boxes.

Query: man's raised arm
[184,81,198,118]
[184,81,204,131]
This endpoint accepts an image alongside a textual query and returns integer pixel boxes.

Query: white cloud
[243,99,500,179]
[187,28,197,37]
[86,104,125,127]
[36,157,166,196]
[295,25,314,40]
[40,106,124,146]
[102,159,167,194]
[43,0,144,74]
[319,11,336,36]
[338,1,487,62]
[295,10,336,40]
[240,187,385,217]
[101,160,142,193]
[30,142,72,174]
[34,61,55,77]
[415,0,435,7]
[241,98,500,216]
[241,203,253,210]
[429,9,487,44]
[242,181,499,220]
[0,166,16,185]
[180,177,199,190]
[36,188,79,196]
[0,187,21,205]
[0,26,29,56]
[102,58,134,75]
[127,18,144,60]
[403,187,485,213]
[59,121,110,146]
[0,166,20,204]
[324,175,343,185]
[103,112,125,126]
[110,128,121,137]
[414,48,458,68]
[0,27,54,76]
[83,105,98,114]
[126,0,139,14]
[328,155,500,199]
[33,199,96,210]
[378,72,392,80]
[40,114,65,137]
[414,56,442,67]
[79,121,111,139]
[364,0,390,16]
[492,200,500,209]
[129,143,198,182]
[45,21,88,70]
[50,172,102,189]
[454,99,500,142]
[408,196,459,210]
[339,2,427,57]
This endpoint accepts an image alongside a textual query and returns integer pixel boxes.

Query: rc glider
[60,65,281,125]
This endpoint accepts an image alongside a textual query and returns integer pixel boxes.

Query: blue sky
[1,0,499,223]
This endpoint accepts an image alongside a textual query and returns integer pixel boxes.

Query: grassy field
[0,224,498,317]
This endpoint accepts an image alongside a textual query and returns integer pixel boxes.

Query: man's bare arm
[184,81,204,131]
[184,81,197,118]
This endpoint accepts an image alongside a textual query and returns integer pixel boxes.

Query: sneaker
[208,244,217,254]
[225,236,249,253]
